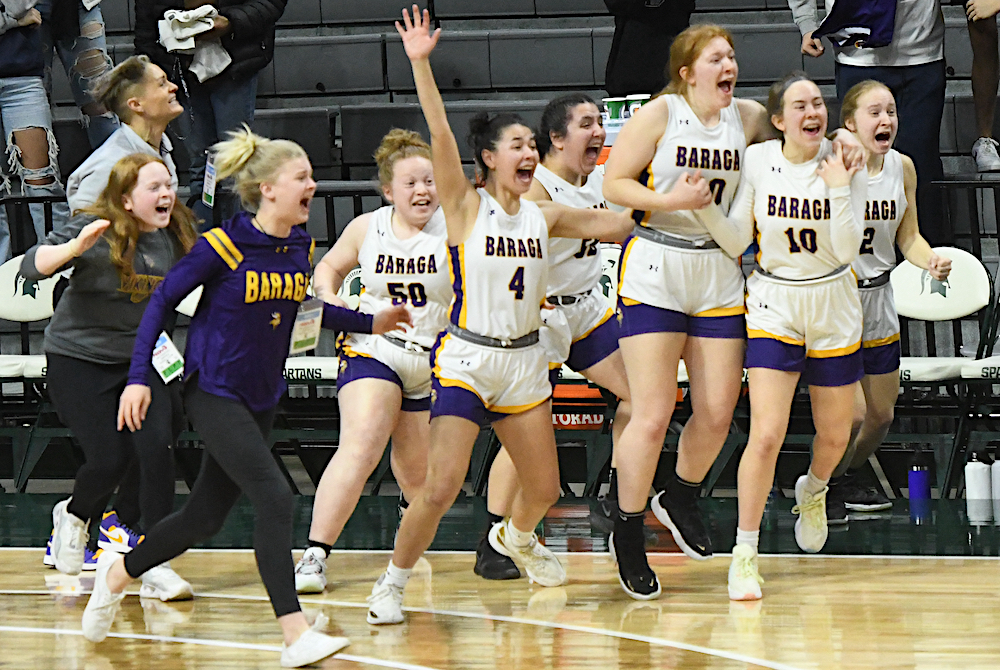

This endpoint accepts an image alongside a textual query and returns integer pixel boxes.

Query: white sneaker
[792,475,829,553]
[490,520,567,587]
[294,547,327,594]
[728,544,763,601]
[52,498,88,575]
[366,573,404,625]
[280,612,350,668]
[81,550,126,642]
[973,137,1000,172]
[139,562,193,601]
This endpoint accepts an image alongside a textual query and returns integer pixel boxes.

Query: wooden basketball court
[2,547,998,669]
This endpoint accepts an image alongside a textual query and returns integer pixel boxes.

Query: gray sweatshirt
[20,213,185,364]
[66,124,178,214]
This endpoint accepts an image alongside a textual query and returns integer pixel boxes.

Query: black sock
[486,511,504,529]
[307,540,333,558]
[608,467,618,500]
[666,473,701,502]
[613,509,647,556]
[398,493,409,511]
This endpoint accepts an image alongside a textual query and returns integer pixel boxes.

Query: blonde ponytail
[212,124,308,212]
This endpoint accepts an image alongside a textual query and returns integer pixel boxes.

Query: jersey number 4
[784,227,818,254]
[387,282,428,307]
[509,267,525,300]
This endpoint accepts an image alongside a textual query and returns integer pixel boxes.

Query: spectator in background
[68,55,183,212]
[966,0,1000,171]
[35,0,119,149]
[603,0,694,97]
[133,0,287,230]
[0,0,71,259]
[790,0,950,244]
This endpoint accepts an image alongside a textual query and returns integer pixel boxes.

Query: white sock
[506,520,535,548]
[804,469,829,495]
[735,528,759,551]
[385,560,412,588]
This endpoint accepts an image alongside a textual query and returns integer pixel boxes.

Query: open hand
[395,5,440,61]
[371,304,413,334]
[816,143,858,189]
[668,169,713,210]
[927,253,952,281]
[118,384,152,432]
[71,219,111,257]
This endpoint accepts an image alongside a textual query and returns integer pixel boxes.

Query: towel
[158,5,232,82]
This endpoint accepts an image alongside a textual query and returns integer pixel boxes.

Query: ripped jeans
[36,0,119,149]
[0,76,72,261]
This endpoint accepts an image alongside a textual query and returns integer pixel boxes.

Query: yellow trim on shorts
[573,307,614,342]
[619,297,641,306]
[862,333,901,348]
[617,236,640,298]
[340,344,373,359]
[489,396,550,415]
[694,305,746,318]
[746,328,805,347]
[807,340,862,358]
[548,362,562,370]
[436,377,487,402]
[203,229,243,270]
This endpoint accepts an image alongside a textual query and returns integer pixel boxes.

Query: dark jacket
[0,23,43,78]
[603,0,694,97]
[134,0,286,86]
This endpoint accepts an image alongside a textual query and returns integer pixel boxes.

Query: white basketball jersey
[357,206,451,348]
[636,94,746,242]
[852,149,906,280]
[748,139,867,280]
[533,164,607,296]
[448,189,549,339]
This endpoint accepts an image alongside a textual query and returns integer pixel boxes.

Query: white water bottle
[965,452,993,525]
[992,459,1000,525]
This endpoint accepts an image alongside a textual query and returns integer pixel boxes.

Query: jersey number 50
[387,282,428,307]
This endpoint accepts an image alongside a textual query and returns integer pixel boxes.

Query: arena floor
[1,495,998,669]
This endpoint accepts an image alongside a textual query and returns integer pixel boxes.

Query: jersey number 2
[859,227,875,254]
[387,282,428,307]
[509,267,525,300]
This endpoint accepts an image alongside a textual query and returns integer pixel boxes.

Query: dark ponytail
[467,111,527,180]
[537,93,598,158]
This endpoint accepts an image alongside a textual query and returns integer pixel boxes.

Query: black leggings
[123,382,299,618]
[47,354,178,537]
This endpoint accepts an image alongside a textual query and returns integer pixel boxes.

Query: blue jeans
[836,59,950,244]
[36,0,119,149]
[0,76,71,260]
[185,73,258,230]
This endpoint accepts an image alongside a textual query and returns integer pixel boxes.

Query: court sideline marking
[0,624,441,670]
[0,588,804,670]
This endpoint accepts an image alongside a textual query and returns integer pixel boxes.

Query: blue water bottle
[909,450,932,524]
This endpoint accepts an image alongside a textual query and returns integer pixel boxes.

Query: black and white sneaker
[651,489,712,560]
[590,495,618,534]
[609,531,660,600]
[841,474,892,512]
[473,532,521,580]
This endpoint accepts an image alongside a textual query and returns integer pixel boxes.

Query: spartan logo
[14,270,39,299]
[600,256,617,299]
[919,269,950,297]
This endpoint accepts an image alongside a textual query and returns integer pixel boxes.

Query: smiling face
[384,155,438,226]
[122,162,175,232]
[845,86,897,156]
[483,124,539,195]
[683,36,738,111]
[262,156,317,225]
[772,79,827,152]
[549,102,606,177]
[135,64,183,124]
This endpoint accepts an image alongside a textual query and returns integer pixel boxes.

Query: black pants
[47,354,178,540]
[836,59,951,244]
[123,382,299,618]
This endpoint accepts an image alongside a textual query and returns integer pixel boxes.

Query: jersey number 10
[784,227,818,254]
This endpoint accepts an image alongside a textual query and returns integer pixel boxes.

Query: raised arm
[895,154,951,280]
[397,6,480,243]
[539,201,633,243]
[603,99,712,214]
[817,144,866,265]
[21,217,111,279]
[313,213,370,306]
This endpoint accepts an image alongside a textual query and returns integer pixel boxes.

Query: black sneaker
[590,495,618,534]
[474,533,521,580]
[609,523,660,601]
[651,489,712,560]
[841,474,892,512]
